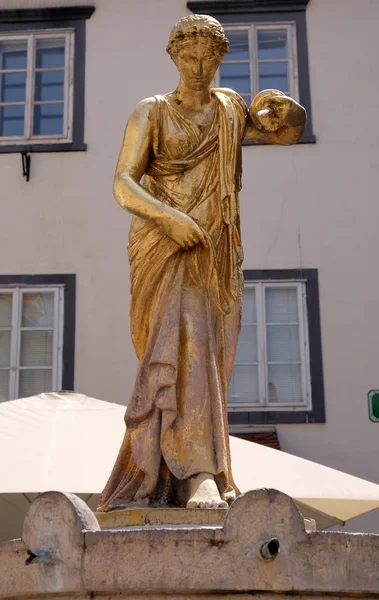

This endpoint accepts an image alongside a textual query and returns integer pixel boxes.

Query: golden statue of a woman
[99,15,306,511]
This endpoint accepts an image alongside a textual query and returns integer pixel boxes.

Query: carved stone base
[95,506,228,528]
[1,489,378,599]
[95,505,316,531]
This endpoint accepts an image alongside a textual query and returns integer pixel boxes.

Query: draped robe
[99,90,247,510]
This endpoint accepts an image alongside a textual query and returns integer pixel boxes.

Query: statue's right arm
[113,98,206,248]
[114,98,174,223]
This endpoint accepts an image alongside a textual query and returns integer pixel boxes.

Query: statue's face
[175,38,221,91]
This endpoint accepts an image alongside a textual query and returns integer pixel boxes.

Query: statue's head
[167,14,229,90]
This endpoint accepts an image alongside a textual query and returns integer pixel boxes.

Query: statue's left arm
[243,89,306,146]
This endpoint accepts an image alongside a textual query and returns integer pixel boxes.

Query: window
[0,287,63,401]
[228,270,325,425]
[0,32,74,144]
[0,275,75,402]
[228,281,310,410]
[187,0,315,142]
[0,6,94,153]
[217,23,298,106]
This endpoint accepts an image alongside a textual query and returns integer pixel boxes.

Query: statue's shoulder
[131,96,160,122]
[212,88,248,113]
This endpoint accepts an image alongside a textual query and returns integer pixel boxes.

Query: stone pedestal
[96,506,228,528]
[95,505,316,531]
[0,489,379,599]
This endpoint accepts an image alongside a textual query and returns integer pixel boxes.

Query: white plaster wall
[237,0,379,533]
[265,0,378,533]
[0,0,186,403]
[0,0,378,532]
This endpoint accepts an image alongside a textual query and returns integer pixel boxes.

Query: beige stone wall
[0,0,378,533]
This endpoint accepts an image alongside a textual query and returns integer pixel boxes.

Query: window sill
[243,133,316,147]
[228,409,325,425]
[0,142,87,153]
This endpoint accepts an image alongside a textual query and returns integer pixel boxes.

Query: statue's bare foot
[186,473,228,509]
[224,489,237,505]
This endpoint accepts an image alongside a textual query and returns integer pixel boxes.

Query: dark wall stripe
[187,1,310,14]
[0,6,95,23]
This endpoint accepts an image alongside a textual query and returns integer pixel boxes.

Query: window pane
[235,325,257,363]
[242,287,256,323]
[0,104,24,136]
[226,31,249,60]
[20,331,53,367]
[0,331,10,367]
[220,62,250,94]
[0,294,12,327]
[33,103,64,135]
[268,364,302,403]
[0,40,27,70]
[36,39,65,69]
[19,369,52,398]
[265,287,298,322]
[0,71,26,103]
[34,70,64,102]
[0,370,9,402]
[267,324,300,362]
[258,29,287,60]
[22,292,54,328]
[228,364,259,404]
[258,62,288,93]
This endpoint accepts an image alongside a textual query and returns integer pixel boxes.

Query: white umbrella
[0,392,123,542]
[1,392,379,541]
[231,436,379,528]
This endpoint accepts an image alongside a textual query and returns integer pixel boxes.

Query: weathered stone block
[0,489,378,599]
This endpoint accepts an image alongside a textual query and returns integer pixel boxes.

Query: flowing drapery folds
[99,91,247,510]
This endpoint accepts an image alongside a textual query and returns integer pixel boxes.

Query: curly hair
[166,14,229,60]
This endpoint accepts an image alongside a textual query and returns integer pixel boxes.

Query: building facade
[0,0,378,532]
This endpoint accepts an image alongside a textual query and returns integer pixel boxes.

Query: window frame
[0,274,75,400]
[229,280,311,412]
[0,6,94,153]
[0,29,75,145]
[0,286,64,400]
[216,22,299,105]
[187,0,315,143]
[228,269,325,425]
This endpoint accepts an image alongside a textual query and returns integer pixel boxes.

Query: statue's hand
[160,211,207,250]
[249,89,301,133]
